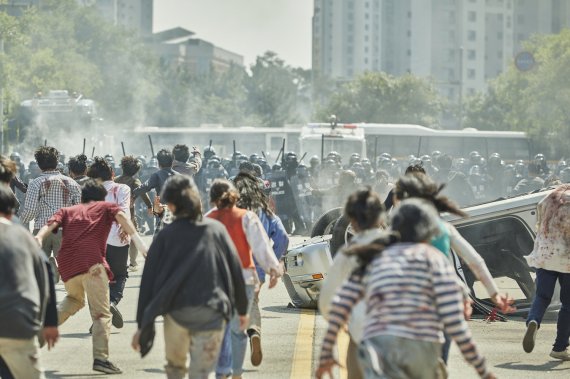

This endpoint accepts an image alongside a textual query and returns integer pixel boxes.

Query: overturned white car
[282,188,560,318]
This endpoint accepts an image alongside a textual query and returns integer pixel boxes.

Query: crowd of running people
[0,142,569,379]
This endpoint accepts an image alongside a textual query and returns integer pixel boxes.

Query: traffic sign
[515,51,536,72]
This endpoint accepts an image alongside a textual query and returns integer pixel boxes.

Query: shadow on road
[46,371,103,378]
[262,305,314,314]
[496,361,570,371]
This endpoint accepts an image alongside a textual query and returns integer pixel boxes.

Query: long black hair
[233,171,274,216]
[394,173,467,217]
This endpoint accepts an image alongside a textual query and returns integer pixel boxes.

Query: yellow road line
[337,329,350,379]
[290,309,317,379]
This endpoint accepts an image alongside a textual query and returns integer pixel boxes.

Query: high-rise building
[78,0,153,36]
[313,0,570,102]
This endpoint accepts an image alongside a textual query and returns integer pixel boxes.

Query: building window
[468,30,476,41]
[468,88,476,96]
[518,14,524,24]
[467,50,476,60]
[407,30,411,37]
[448,49,456,59]
[468,69,476,79]
[468,11,477,22]
[407,49,411,56]
[497,50,503,58]
[365,58,369,64]
[497,31,503,40]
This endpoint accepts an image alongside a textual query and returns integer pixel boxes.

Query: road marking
[337,329,350,379]
[290,309,316,379]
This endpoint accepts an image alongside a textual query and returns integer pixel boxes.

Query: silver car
[283,188,560,317]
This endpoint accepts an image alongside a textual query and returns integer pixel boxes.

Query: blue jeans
[216,284,255,377]
[527,268,570,352]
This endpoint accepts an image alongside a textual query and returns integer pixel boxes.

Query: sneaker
[249,331,263,366]
[550,350,570,361]
[128,264,138,272]
[110,302,124,329]
[93,359,122,374]
[523,320,539,353]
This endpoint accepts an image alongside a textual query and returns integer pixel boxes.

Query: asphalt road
[41,236,570,378]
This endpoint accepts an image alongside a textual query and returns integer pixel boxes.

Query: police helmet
[203,145,217,159]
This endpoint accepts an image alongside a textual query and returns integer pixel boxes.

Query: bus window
[392,136,421,158]
[487,138,530,161]
[463,137,488,156]
[426,136,464,157]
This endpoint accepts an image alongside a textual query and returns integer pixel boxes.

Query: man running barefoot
[35,180,148,374]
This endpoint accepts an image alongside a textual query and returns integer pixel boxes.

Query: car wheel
[311,207,343,237]
[330,214,355,257]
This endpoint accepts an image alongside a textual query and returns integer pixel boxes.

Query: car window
[454,216,535,305]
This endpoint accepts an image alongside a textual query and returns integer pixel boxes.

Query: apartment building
[313,0,570,101]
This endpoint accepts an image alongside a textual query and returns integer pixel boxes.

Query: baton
[148,135,155,158]
[82,138,86,155]
[261,151,267,160]
[91,146,95,158]
[280,138,286,167]
[209,139,212,150]
[299,152,307,163]
[44,139,47,147]
[121,142,126,157]
[275,147,283,164]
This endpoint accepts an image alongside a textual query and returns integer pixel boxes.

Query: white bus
[359,123,530,161]
[132,125,302,160]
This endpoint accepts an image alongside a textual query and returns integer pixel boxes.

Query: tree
[2,0,160,126]
[315,72,443,127]
[246,51,301,127]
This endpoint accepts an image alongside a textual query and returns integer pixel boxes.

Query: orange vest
[208,207,255,269]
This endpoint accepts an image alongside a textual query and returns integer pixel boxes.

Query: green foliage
[315,72,443,127]
[464,29,570,157]
[1,2,310,130]
[1,0,159,125]
[245,51,303,127]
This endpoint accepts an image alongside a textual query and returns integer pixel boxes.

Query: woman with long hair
[317,197,495,379]
[318,187,386,379]
[393,173,515,363]
[208,179,282,379]
[132,176,248,379]
[233,172,289,367]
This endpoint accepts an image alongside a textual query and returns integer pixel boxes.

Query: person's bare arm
[115,211,148,257]
[35,222,59,245]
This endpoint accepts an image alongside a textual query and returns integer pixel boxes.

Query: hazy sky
[154,0,313,68]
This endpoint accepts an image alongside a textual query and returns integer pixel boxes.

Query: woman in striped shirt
[317,198,495,379]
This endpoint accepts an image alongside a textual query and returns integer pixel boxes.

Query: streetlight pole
[458,46,464,129]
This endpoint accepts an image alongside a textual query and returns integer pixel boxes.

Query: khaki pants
[58,264,111,361]
[163,315,225,379]
[0,337,44,379]
[128,242,138,267]
[249,288,262,334]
